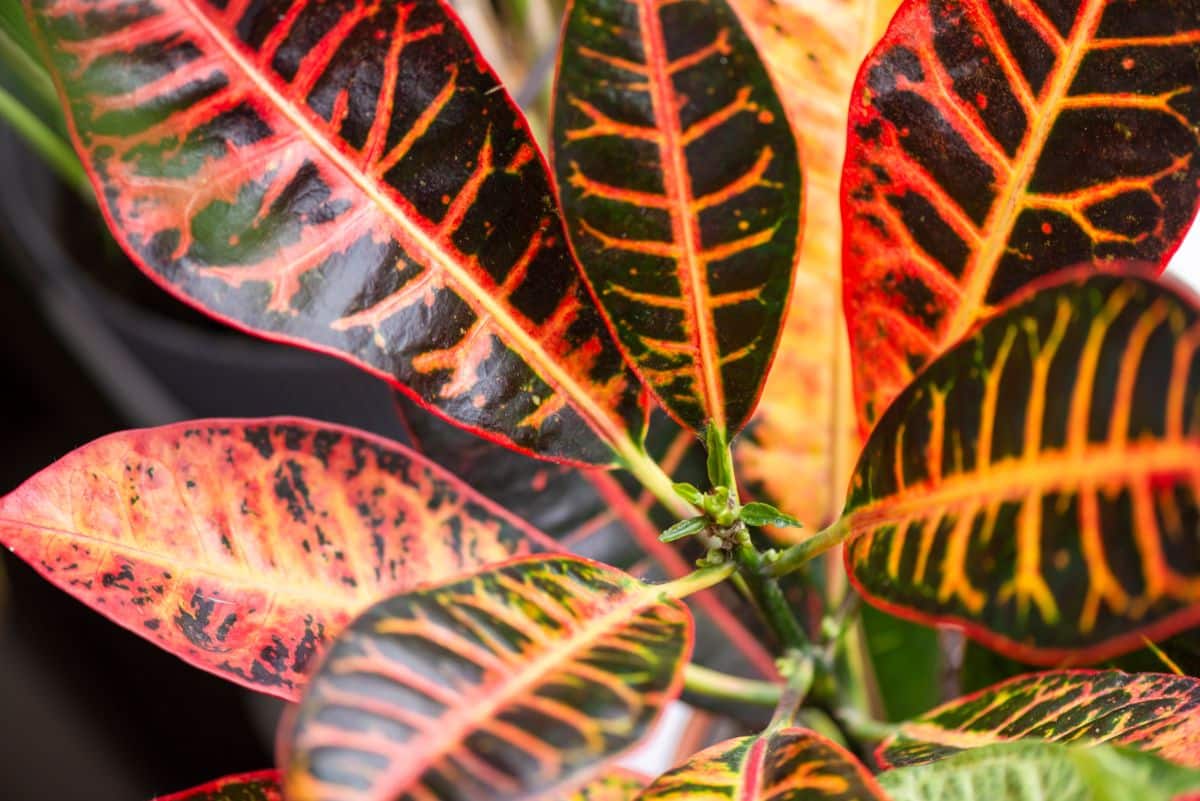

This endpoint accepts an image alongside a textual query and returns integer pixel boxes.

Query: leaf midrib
[637,0,727,432]
[847,439,1200,533]
[945,0,1106,343]
[177,0,634,462]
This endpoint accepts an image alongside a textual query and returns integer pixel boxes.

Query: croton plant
[3,0,1200,798]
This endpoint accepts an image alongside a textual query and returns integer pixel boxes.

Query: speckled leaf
[564,770,648,801]
[154,771,282,801]
[637,727,891,801]
[844,268,1200,664]
[879,670,1200,769]
[843,0,1200,431]
[24,0,646,466]
[732,0,900,530]
[280,555,693,801]
[553,0,801,437]
[0,418,555,699]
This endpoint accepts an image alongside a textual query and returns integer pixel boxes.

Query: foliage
[2,0,1200,799]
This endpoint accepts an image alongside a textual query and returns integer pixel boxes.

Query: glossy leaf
[0,418,556,698]
[844,269,1200,664]
[552,0,800,436]
[879,670,1200,769]
[154,771,281,801]
[878,741,1200,801]
[842,0,1200,430]
[731,0,900,531]
[25,0,646,465]
[637,727,890,801]
[280,555,692,801]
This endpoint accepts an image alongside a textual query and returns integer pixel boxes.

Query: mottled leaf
[153,771,282,801]
[281,556,693,801]
[636,727,890,801]
[553,0,800,436]
[732,0,901,530]
[879,741,1200,801]
[565,770,648,801]
[879,670,1200,769]
[844,268,1200,663]
[25,0,647,465]
[0,418,555,698]
[843,0,1200,430]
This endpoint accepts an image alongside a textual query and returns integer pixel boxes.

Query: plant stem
[766,650,813,733]
[769,517,851,577]
[682,664,782,706]
[617,444,697,520]
[836,705,899,744]
[659,561,735,599]
[0,85,90,200]
[734,542,809,652]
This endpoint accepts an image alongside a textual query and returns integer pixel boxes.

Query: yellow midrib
[847,440,1200,534]
[177,0,635,461]
[943,0,1106,343]
[636,0,727,432]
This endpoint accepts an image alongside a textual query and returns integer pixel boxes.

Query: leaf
[24,0,646,466]
[878,741,1200,801]
[860,604,942,723]
[636,727,891,801]
[739,502,803,529]
[673,482,706,506]
[153,771,282,801]
[279,555,693,801]
[842,0,1200,431]
[843,268,1200,664]
[878,670,1200,770]
[0,418,556,699]
[731,0,901,531]
[552,0,801,437]
[661,517,708,543]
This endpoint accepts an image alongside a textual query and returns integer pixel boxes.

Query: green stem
[734,542,809,652]
[766,650,813,734]
[617,445,697,520]
[682,664,782,706]
[0,85,90,200]
[836,705,899,744]
[769,517,851,578]
[659,561,735,599]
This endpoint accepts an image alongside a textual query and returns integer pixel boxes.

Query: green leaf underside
[26,0,646,465]
[637,727,889,801]
[842,0,1200,432]
[0,418,557,699]
[740,502,802,528]
[281,556,692,801]
[153,771,282,801]
[844,268,1200,664]
[661,517,707,542]
[553,0,800,436]
[879,670,1200,769]
[878,741,1200,801]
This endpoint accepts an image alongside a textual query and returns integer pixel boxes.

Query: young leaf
[732,0,900,531]
[153,771,281,801]
[739,502,802,528]
[280,556,693,801]
[879,670,1200,770]
[842,0,1200,431]
[552,0,801,437]
[661,517,709,543]
[672,482,706,507]
[0,418,557,699]
[24,0,645,466]
[878,741,1200,801]
[637,727,891,801]
[843,268,1200,664]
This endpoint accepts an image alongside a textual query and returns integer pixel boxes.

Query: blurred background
[1,0,1199,798]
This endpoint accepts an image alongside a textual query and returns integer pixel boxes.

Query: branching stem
[659,561,735,599]
[682,664,782,706]
[769,517,851,577]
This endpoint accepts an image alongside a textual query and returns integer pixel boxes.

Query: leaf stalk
[768,517,851,577]
[682,663,782,706]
